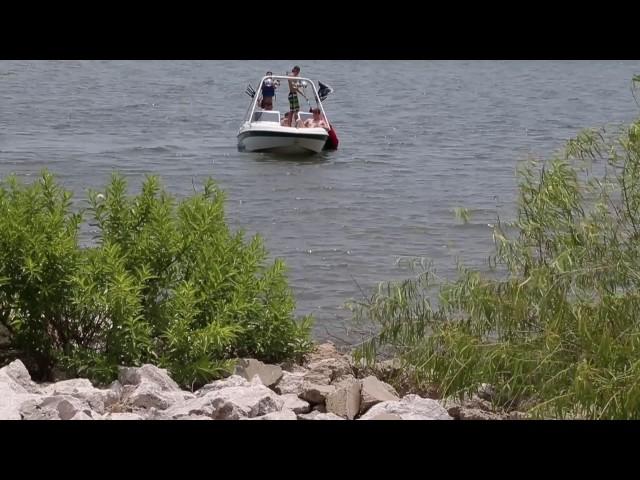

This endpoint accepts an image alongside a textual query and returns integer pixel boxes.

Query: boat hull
[237,125,328,154]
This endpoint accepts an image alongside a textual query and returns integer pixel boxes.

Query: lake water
[2,60,639,341]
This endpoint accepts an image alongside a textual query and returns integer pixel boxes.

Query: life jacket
[261,80,275,97]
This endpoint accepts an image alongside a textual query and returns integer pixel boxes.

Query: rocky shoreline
[0,342,524,420]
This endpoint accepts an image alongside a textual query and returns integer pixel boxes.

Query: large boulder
[281,394,311,414]
[0,382,38,420]
[248,409,297,420]
[0,360,42,419]
[121,382,194,411]
[306,342,341,363]
[103,412,145,420]
[204,384,284,419]
[164,383,284,420]
[234,359,283,388]
[359,394,453,420]
[304,342,353,383]
[299,382,336,405]
[117,364,192,411]
[42,378,120,414]
[174,414,214,420]
[20,395,101,420]
[359,376,400,414]
[162,395,221,419]
[367,413,403,420]
[70,411,97,420]
[196,375,252,397]
[297,410,344,420]
[302,365,332,386]
[0,359,40,394]
[279,361,308,375]
[326,376,361,419]
[145,408,173,420]
[42,378,92,394]
[273,371,305,396]
[306,358,352,383]
[118,364,181,392]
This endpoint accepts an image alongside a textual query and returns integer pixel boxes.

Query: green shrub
[0,174,81,377]
[0,172,312,387]
[353,84,640,419]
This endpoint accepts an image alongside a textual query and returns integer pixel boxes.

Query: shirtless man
[302,107,329,130]
[285,65,302,127]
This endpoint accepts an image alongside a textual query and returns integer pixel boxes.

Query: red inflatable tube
[325,125,339,150]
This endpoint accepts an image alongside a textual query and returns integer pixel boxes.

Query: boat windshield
[251,111,280,123]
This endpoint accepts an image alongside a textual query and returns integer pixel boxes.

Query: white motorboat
[237,75,339,154]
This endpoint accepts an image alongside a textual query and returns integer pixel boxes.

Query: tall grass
[352,78,640,419]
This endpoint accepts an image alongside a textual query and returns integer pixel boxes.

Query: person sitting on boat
[299,107,329,130]
[284,65,302,126]
[259,71,277,110]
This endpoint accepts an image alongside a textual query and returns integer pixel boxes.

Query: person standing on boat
[260,71,277,110]
[286,65,302,126]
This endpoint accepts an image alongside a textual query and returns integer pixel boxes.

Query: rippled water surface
[2,60,639,341]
